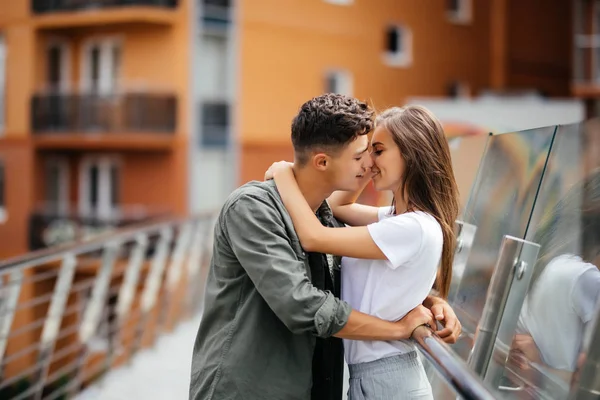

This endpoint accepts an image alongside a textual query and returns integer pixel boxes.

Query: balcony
[31,92,177,150]
[28,204,170,250]
[32,0,178,28]
[32,0,178,14]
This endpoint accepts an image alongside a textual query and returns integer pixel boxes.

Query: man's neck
[292,165,332,212]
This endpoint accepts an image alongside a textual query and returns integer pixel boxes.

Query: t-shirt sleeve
[366,214,423,269]
[377,206,393,221]
[572,267,600,323]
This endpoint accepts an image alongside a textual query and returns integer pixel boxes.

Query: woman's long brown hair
[376,106,459,299]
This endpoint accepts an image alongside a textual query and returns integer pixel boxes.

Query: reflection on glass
[497,121,600,399]
[451,127,556,332]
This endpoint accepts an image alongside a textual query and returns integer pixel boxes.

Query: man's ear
[312,153,329,171]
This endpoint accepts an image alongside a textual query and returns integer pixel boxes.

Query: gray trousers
[348,352,433,400]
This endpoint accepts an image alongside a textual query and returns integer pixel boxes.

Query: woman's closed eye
[371,149,383,156]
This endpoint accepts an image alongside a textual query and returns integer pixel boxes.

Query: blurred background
[1,1,600,399]
[0,0,593,257]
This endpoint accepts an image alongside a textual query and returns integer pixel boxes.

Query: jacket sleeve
[222,191,351,337]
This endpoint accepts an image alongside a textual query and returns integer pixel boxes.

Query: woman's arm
[327,182,381,226]
[272,164,387,260]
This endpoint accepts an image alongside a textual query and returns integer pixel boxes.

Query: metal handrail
[0,212,213,274]
[0,212,216,399]
[412,325,497,400]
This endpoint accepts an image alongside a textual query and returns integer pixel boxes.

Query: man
[190,94,461,400]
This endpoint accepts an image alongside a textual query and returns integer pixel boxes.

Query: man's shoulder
[221,180,281,214]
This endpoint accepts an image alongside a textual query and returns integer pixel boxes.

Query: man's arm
[334,306,435,341]
[224,191,349,337]
[224,190,434,340]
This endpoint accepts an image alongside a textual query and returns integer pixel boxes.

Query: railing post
[160,222,193,330]
[33,253,77,400]
[69,240,120,396]
[106,234,148,370]
[0,269,25,376]
[467,235,540,388]
[185,219,209,316]
[133,227,172,353]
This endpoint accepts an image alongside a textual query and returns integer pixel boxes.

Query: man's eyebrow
[355,146,369,155]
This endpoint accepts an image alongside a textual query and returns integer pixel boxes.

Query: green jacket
[190,180,352,400]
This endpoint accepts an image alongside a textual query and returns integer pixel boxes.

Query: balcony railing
[28,205,171,251]
[31,93,177,134]
[0,213,215,399]
[32,0,178,14]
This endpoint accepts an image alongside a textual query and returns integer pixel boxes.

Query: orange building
[573,0,600,117]
[0,0,191,259]
[234,0,574,183]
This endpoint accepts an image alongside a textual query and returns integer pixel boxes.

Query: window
[46,157,70,214]
[573,0,600,84]
[0,35,5,133]
[46,40,71,92]
[447,81,470,98]
[203,0,231,24]
[200,102,229,147]
[383,25,412,68]
[323,0,353,5]
[0,161,5,223]
[447,0,472,24]
[79,156,120,219]
[324,70,353,96]
[81,38,121,95]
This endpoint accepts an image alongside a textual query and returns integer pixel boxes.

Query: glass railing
[441,119,600,399]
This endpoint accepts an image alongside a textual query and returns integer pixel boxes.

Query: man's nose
[363,156,374,169]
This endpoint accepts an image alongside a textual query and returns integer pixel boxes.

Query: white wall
[407,96,585,133]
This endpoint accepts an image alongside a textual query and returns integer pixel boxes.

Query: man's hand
[423,296,461,344]
[264,161,294,181]
[402,305,436,337]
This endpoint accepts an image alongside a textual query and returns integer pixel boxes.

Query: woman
[265,105,459,399]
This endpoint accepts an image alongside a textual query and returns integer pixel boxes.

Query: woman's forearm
[273,168,326,248]
[327,187,366,212]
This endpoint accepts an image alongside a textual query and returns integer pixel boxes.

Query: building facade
[0,0,192,258]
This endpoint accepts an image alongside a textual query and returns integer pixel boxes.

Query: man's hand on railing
[403,305,437,337]
[423,296,462,344]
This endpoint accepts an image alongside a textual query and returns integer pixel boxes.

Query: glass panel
[88,164,99,210]
[46,163,60,205]
[486,120,600,400]
[450,126,556,352]
[47,45,62,89]
[386,27,399,53]
[111,44,121,93]
[90,45,100,93]
[110,164,119,208]
[574,45,586,83]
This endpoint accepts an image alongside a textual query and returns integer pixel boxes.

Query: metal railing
[412,326,497,400]
[28,205,172,250]
[0,213,215,399]
[32,0,178,14]
[31,93,177,134]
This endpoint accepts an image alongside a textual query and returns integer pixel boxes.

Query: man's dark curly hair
[291,93,374,165]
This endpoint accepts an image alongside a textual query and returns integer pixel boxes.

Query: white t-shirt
[517,254,600,372]
[341,207,443,365]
